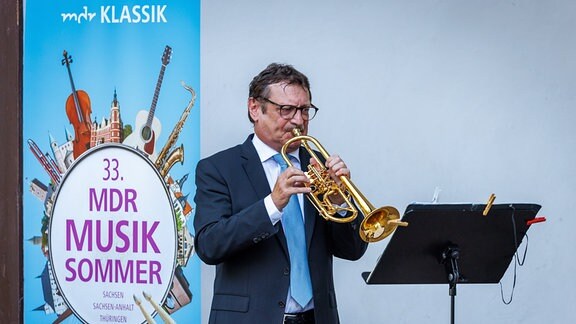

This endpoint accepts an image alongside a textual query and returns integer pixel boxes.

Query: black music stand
[362,203,541,324]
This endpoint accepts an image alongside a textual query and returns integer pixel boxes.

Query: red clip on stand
[527,217,546,226]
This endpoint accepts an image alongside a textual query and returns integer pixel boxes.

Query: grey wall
[199,1,576,323]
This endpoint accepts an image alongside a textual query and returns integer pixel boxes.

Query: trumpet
[280,128,408,243]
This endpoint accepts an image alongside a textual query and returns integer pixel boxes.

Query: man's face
[249,82,311,152]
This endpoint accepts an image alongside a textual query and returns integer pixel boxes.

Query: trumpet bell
[359,206,407,243]
[282,128,408,243]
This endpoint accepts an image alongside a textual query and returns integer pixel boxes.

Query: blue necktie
[272,154,313,307]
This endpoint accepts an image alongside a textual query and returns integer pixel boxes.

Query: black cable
[499,205,530,304]
[510,205,530,265]
[499,257,517,305]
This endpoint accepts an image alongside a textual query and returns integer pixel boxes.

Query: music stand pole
[442,245,462,324]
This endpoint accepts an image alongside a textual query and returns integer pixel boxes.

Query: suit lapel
[240,135,290,257]
[240,135,271,199]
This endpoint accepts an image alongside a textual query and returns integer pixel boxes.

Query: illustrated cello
[62,50,92,159]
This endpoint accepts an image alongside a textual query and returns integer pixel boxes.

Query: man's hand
[310,154,351,206]
[271,167,311,211]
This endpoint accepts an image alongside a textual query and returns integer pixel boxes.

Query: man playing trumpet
[193,63,368,324]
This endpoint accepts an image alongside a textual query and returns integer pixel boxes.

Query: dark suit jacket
[194,135,368,324]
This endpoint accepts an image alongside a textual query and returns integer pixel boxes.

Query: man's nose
[291,108,305,124]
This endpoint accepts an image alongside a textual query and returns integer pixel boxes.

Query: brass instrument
[155,81,196,177]
[159,144,184,177]
[281,128,408,243]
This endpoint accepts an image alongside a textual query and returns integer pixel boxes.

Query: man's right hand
[271,167,311,211]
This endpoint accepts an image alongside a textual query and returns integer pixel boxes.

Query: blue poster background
[23,1,201,323]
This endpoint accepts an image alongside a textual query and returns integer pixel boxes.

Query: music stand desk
[363,203,541,323]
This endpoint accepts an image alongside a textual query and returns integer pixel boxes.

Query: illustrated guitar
[62,50,93,159]
[123,45,172,158]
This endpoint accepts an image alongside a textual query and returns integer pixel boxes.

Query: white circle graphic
[49,144,176,323]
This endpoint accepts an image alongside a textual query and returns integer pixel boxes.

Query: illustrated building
[28,236,43,246]
[29,178,48,202]
[91,89,124,146]
[34,261,68,316]
[49,131,74,173]
[166,174,195,267]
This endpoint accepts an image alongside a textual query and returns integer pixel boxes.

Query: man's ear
[248,97,260,122]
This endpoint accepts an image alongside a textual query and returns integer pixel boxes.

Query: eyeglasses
[257,97,319,121]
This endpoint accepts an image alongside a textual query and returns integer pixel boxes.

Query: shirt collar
[252,133,300,164]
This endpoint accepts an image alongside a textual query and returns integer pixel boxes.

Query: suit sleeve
[327,211,368,261]
[311,153,368,261]
[193,158,279,265]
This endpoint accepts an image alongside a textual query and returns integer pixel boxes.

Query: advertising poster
[23,1,201,323]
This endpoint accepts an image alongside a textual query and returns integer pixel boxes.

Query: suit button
[283,267,289,276]
[252,237,261,243]
[278,301,285,307]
